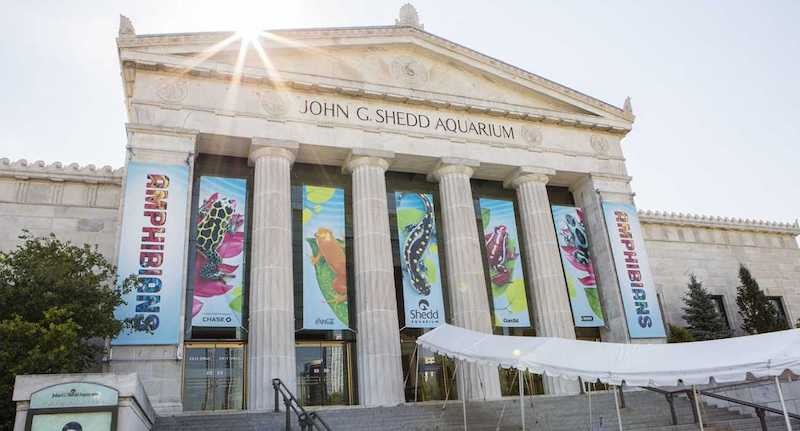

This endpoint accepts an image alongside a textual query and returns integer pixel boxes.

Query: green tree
[736,265,787,334]
[681,274,731,340]
[0,232,135,431]
[667,324,695,343]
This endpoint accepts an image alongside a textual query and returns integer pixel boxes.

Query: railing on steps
[272,378,332,431]
[642,385,800,430]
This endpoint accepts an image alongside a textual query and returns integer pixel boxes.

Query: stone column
[110,124,197,414]
[429,158,502,401]
[505,167,580,395]
[247,139,298,410]
[571,174,634,344]
[344,149,405,406]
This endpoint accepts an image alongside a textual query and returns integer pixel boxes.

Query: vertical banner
[552,206,605,327]
[479,198,531,327]
[114,161,189,345]
[191,176,247,328]
[395,192,445,328]
[302,185,349,330]
[602,202,666,338]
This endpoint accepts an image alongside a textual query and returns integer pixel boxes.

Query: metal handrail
[642,385,800,430]
[272,378,332,431]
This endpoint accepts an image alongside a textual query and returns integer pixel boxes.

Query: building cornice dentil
[639,209,800,236]
[0,158,123,185]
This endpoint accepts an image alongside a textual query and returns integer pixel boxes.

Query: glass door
[295,341,353,406]
[401,339,458,402]
[183,342,246,411]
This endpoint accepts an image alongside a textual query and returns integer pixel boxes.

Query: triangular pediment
[119,25,633,127]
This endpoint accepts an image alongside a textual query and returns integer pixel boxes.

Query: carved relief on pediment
[590,134,610,155]
[156,78,188,103]
[390,55,430,85]
[258,91,290,118]
[520,126,543,150]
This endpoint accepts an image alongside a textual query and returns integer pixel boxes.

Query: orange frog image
[313,227,347,301]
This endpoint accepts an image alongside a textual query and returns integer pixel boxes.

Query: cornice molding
[0,158,123,185]
[121,55,631,135]
[639,209,800,236]
[120,26,632,121]
[118,25,634,133]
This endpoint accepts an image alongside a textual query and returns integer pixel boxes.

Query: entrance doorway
[401,339,458,402]
[295,341,354,406]
[182,342,246,411]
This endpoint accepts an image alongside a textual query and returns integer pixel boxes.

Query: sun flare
[236,26,263,44]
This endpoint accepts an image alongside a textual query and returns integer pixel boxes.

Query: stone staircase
[154,389,800,430]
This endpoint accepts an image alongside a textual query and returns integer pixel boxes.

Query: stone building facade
[640,211,800,335]
[1,8,798,414]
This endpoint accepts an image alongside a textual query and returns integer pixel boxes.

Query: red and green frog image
[484,224,517,286]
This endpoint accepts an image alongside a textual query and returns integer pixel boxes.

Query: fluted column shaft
[508,169,580,395]
[346,154,405,406]
[431,161,502,401]
[571,175,636,344]
[248,144,296,410]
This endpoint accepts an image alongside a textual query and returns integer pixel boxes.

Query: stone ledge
[639,209,800,236]
[0,158,124,185]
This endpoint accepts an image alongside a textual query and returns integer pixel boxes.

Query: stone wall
[0,158,123,259]
[640,211,800,335]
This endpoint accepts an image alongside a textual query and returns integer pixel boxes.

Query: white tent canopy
[417,324,800,387]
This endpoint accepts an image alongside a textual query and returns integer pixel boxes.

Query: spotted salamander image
[401,193,435,296]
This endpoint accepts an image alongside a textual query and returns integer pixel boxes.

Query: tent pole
[775,375,793,431]
[442,360,459,410]
[613,384,623,431]
[519,369,525,431]
[692,385,704,431]
[587,380,593,430]
[461,360,467,431]
[414,345,420,403]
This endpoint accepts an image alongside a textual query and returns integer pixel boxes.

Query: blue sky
[1,1,797,223]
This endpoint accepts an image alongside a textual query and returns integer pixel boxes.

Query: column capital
[343,148,394,174]
[569,172,635,199]
[503,166,555,189]
[125,123,198,164]
[427,157,479,182]
[249,138,298,166]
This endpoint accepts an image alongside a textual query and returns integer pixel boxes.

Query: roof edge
[118,25,633,123]
[639,209,800,236]
[0,158,124,184]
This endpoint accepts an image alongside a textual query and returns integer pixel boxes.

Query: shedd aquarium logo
[409,299,439,323]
